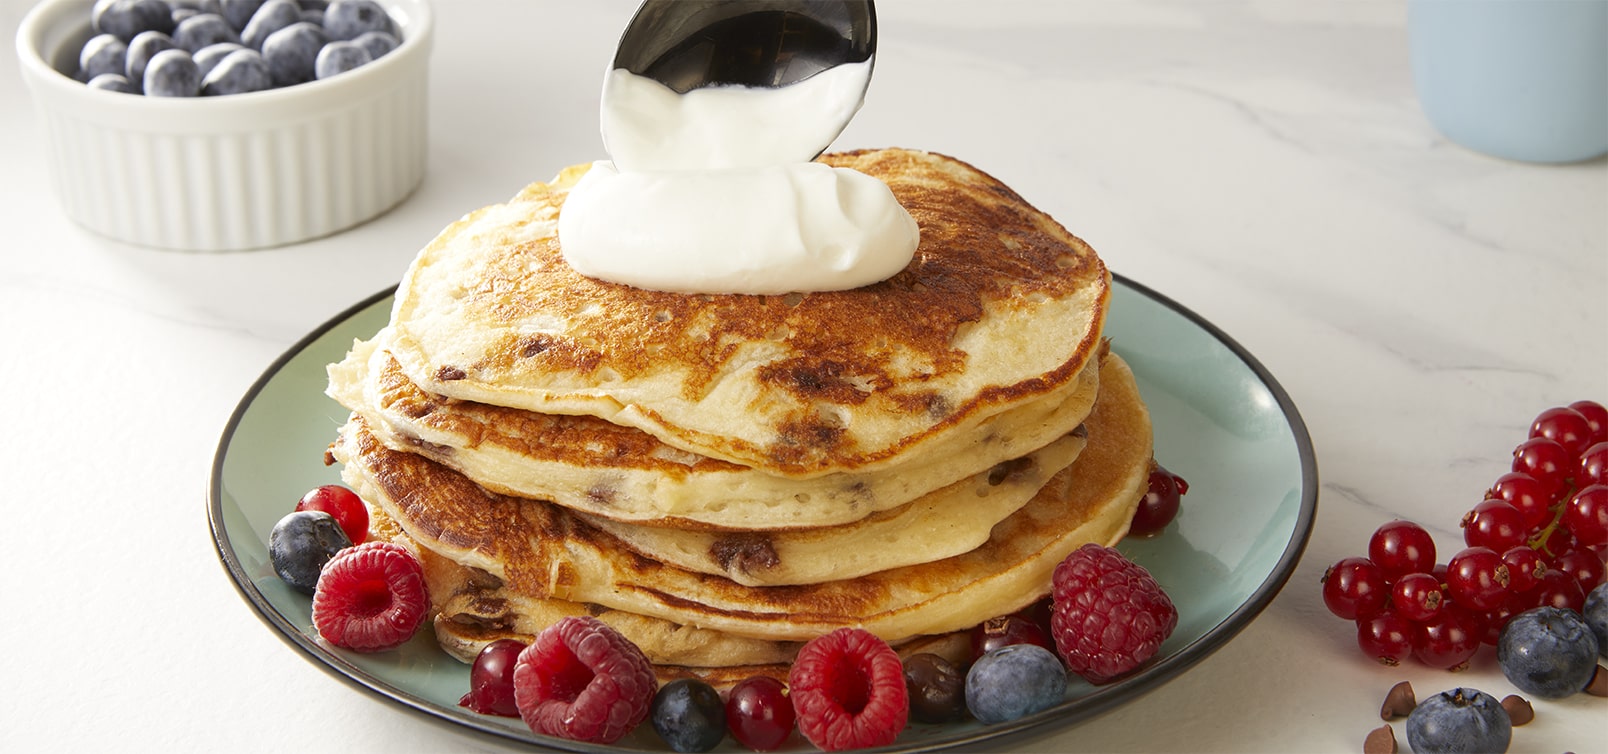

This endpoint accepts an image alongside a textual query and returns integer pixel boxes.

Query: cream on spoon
[559,0,918,295]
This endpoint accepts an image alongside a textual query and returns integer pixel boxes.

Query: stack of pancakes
[324,148,1154,685]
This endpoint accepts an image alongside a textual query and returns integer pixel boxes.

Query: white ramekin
[16,0,434,251]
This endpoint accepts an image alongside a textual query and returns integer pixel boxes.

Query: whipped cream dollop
[558,61,919,295]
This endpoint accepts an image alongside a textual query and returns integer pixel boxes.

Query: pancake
[382,148,1110,477]
[331,349,1151,646]
[328,333,1100,531]
[578,429,1084,585]
[370,502,971,684]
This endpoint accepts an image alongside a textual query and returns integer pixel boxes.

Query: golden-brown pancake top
[386,148,1110,476]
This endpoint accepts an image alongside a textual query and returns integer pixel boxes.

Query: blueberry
[298,0,328,10]
[240,0,302,49]
[1586,582,1608,658]
[124,30,177,89]
[193,41,245,79]
[300,8,324,26]
[170,7,200,24]
[1404,687,1511,754]
[78,33,129,81]
[322,0,393,41]
[93,0,176,43]
[201,49,272,95]
[269,510,352,595]
[260,21,328,87]
[1499,605,1601,698]
[650,679,726,753]
[170,0,222,13]
[219,0,267,31]
[964,644,1067,724]
[86,72,139,93]
[173,12,240,52]
[312,40,370,80]
[351,29,397,60]
[142,48,200,96]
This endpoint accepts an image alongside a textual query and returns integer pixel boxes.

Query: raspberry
[512,616,657,744]
[788,627,908,751]
[1049,543,1178,683]
[310,541,428,652]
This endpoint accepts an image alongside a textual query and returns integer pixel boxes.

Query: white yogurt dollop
[558,60,919,295]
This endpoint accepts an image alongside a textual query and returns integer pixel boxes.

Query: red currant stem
[1526,481,1578,556]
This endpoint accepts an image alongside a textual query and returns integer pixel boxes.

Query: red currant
[1531,405,1595,460]
[459,639,526,717]
[1533,568,1586,612]
[725,676,795,752]
[1563,484,1608,547]
[1569,400,1608,446]
[1129,463,1185,537]
[1368,520,1437,580]
[1478,592,1533,645]
[296,484,369,545]
[1551,547,1606,593]
[1460,499,1527,552]
[1356,611,1414,667]
[1487,472,1553,531]
[1445,547,1510,611]
[1499,545,1547,594]
[1390,573,1445,623]
[1412,604,1482,671]
[1540,527,1581,563]
[1579,442,1608,487]
[1322,557,1388,620]
[1511,438,1572,501]
[968,613,1052,662]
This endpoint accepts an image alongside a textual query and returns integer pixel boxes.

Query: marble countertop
[3,0,1604,751]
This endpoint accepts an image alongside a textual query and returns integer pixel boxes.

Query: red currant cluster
[1323,400,1608,670]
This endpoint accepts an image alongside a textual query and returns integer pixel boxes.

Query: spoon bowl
[612,0,876,94]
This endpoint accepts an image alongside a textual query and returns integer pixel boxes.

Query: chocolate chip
[1500,694,1534,726]
[1363,724,1396,754]
[1586,664,1608,697]
[1380,681,1416,720]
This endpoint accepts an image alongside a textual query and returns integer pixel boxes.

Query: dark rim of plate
[208,274,1319,753]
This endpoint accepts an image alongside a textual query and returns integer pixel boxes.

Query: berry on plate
[310,541,428,652]
[964,644,1067,724]
[968,613,1052,663]
[459,639,526,717]
[1404,687,1511,754]
[650,678,727,753]
[725,676,795,752]
[903,652,967,724]
[1128,461,1186,537]
[268,509,351,595]
[1050,543,1177,683]
[511,616,657,744]
[295,484,369,544]
[788,627,908,751]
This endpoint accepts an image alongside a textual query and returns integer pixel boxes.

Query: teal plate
[210,275,1317,752]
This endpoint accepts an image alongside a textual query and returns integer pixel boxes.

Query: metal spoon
[612,0,877,95]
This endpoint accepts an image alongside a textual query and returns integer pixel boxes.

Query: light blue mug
[1410,0,1608,163]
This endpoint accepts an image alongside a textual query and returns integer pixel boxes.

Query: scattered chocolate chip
[1500,695,1534,726]
[1381,681,1416,720]
[1363,724,1396,754]
[1587,664,1608,697]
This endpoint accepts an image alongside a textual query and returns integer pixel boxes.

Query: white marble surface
[3,0,1605,751]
